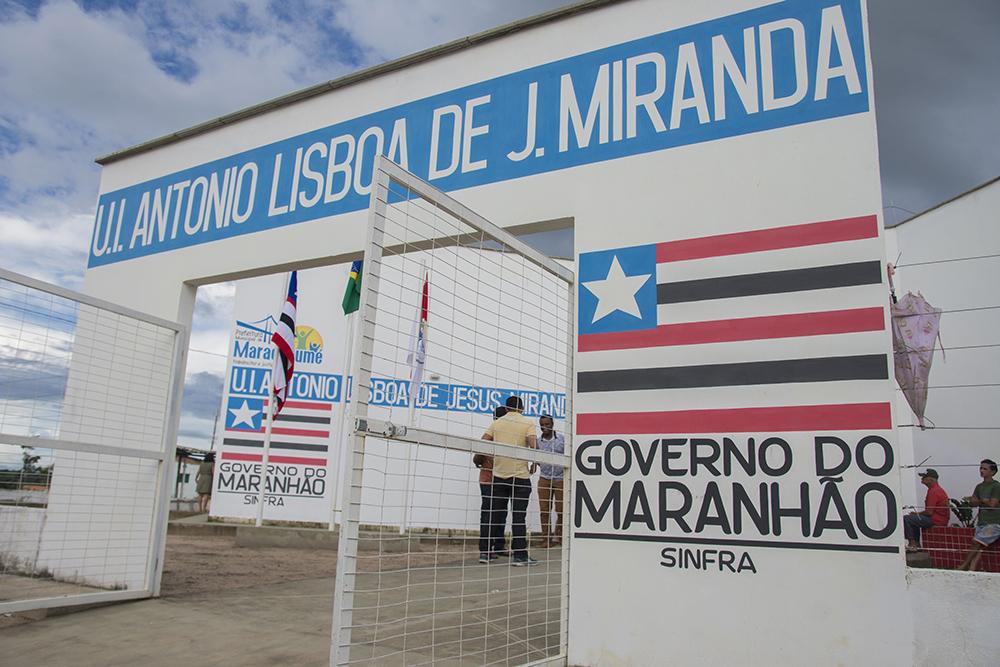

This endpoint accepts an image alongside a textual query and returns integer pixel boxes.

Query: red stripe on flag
[273,335,295,369]
[225,426,329,438]
[578,307,885,351]
[222,452,260,462]
[271,455,328,465]
[272,426,328,437]
[265,400,333,411]
[221,452,327,466]
[655,216,878,263]
[577,402,891,434]
[420,273,429,322]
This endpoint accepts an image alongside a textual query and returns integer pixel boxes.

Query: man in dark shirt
[958,458,1000,571]
[903,469,949,552]
[475,406,507,563]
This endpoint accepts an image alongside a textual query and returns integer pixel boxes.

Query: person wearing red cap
[904,469,950,552]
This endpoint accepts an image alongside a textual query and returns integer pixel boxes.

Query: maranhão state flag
[575,215,893,435]
[270,271,298,416]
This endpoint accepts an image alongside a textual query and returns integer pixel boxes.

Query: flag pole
[256,271,291,528]
[400,264,427,535]
[255,396,276,527]
[330,309,356,530]
[400,377,415,534]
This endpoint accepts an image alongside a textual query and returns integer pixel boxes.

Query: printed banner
[211,270,344,523]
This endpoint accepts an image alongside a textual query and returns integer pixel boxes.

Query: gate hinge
[356,418,406,438]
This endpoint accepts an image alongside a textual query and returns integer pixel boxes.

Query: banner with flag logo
[213,270,342,524]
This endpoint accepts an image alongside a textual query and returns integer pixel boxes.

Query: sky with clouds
[1,0,997,449]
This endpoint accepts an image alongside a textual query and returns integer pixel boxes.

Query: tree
[22,446,42,473]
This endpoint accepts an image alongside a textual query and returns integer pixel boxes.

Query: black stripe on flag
[274,414,331,424]
[222,438,328,452]
[577,354,888,392]
[657,261,882,305]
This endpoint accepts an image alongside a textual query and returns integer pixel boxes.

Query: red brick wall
[923,527,1000,572]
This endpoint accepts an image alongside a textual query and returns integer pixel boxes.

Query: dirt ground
[161,533,465,596]
[1,532,562,666]
[161,534,339,596]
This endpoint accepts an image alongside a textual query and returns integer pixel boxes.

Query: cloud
[194,281,235,323]
[0,0,356,282]
[1,0,997,322]
[331,0,572,63]
[870,0,1000,222]
[180,370,224,421]
[176,370,224,448]
[0,211,91,287]
[0,0,579,288]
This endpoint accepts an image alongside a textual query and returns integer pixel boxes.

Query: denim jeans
[490,476,532,559]
[479,483,505,554]
[904,513,934,542]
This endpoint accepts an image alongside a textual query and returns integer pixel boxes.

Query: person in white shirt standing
[536,414,565,548]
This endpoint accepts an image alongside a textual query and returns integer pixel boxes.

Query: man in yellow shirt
[482,395,538,566]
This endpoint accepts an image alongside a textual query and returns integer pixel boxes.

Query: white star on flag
[228,399,259,428]
[582,255,651,323]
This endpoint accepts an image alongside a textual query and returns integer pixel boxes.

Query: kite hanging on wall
[891,290,943,429]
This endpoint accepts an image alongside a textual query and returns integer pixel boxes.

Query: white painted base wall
[0,505,46,573]
[908,569,1000,667]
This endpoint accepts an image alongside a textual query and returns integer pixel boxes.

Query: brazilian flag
[342,260,363,314]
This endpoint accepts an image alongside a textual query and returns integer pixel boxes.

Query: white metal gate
[0,268,186,614]
[330,156,574,666]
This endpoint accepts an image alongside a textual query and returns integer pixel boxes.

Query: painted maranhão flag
[222,395,332,467]
[576,216,892,435]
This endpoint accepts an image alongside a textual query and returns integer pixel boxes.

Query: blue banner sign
[228,365,566,419]
[90,0,868,267]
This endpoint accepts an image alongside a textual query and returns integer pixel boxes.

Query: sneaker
[511,556,539,567]
[479,553,498,563]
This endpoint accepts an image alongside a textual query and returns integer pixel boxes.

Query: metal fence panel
[0,268,185,613]
[330,157,574,666]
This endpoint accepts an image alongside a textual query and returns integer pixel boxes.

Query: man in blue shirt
[536,414,565,548]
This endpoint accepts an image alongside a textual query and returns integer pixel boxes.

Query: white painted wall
[0,505,46,573]
[908,569,1000,666]
[77,0,912,663]
[889,178,1000,506]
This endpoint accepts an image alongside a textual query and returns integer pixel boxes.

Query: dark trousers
[491,476,532,558]
[904,513,934,542]
[479,484,505,554]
